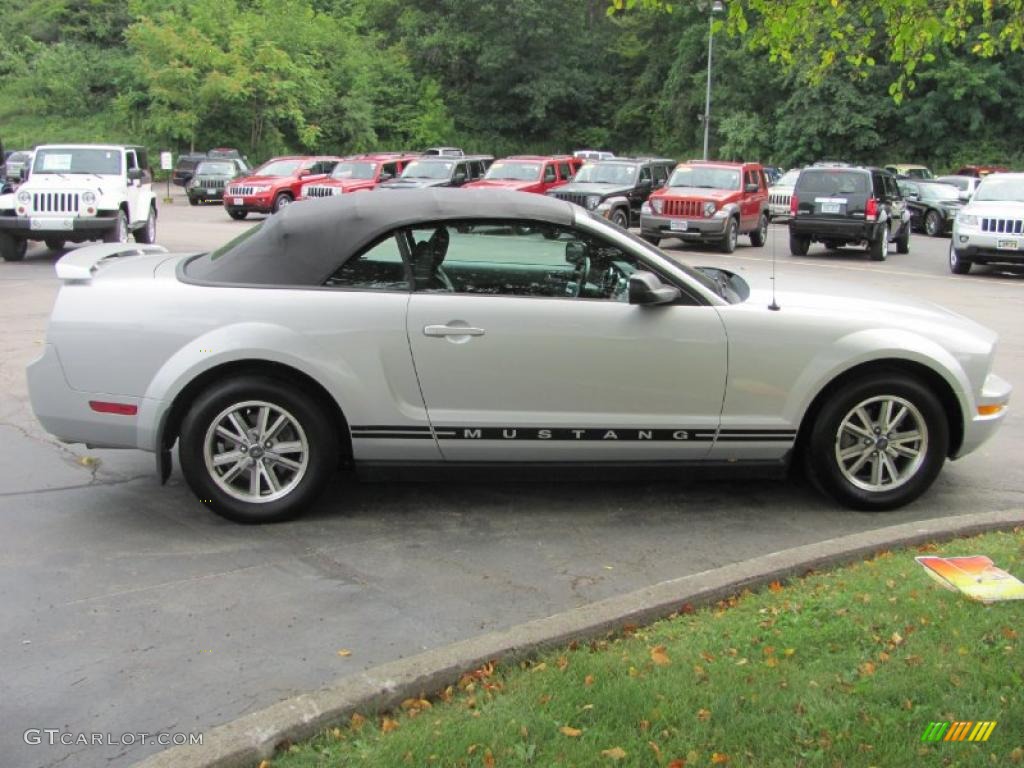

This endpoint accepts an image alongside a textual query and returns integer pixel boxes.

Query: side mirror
[127,168,144,182]
[745,182,759,193]
[629,271,680,306]
[452,172,467,185]
[959,192,971,202]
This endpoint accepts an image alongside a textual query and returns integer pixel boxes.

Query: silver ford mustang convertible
[28,190,1010,522]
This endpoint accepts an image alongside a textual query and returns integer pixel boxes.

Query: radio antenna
[768,213,781,311]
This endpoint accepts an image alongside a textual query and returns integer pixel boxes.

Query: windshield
[919,183,960,201]
[775,169,800,187]
[937,176,969,191]
[573,163,636,185]
[668,165,741,190]
[331,161,377,180]
[194,161,236,176]
[484,161,541,181]
[974,177,1024,203]
[10,152,30,163]
[34,148,121,175]
[400,160,453,179]
[254,159,302,177]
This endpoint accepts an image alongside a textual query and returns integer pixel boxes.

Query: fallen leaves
[650,645,672,666]
[380,717,400,733]
[601,746,627,759]
[336,648,352,657]
[858,661,876,677]
[584,674,596,687]
[711,752,730,764]
[560,725,582,737]
[350,712,366,731]
[697,708,712,722]
[768,580,784,593]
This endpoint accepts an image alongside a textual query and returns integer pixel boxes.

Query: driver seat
[412,227,453,291]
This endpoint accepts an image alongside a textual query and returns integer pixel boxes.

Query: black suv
[172,153,208,187]
[788,166,910,260]
[546,157,675,229]
[378,155,493,190]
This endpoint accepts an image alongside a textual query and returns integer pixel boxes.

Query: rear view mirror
[629,271,680,306]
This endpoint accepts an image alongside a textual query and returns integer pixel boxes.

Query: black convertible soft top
[183,188,576,286]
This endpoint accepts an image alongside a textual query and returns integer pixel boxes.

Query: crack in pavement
[0,474,153,498]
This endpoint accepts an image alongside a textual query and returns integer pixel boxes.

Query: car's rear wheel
[188,196,199,206]
[949,242,972,274]
[0,232,27,261]
[178,376,338,523]
[924,210,943,237]
[749,214,768,247]
[805,374,948,510]
[227,209,248,220]
[44,238,66,252]
[610,208,629,229]
[272,192,293,213]
[103,210,129,244]
[895,223,910,254]
[868,228,888,260]
[789,233,809,256]
[135,205,157,244]
[720,217,738,253]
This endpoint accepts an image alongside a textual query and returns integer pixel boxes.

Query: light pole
[702,0,725,161]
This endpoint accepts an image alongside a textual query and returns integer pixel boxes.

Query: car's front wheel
[0,232,27,261]
[272,192,293,213]
[924,210,943,237]
[178,376,339,523]
[610,208,629,229]
[227,209,248,220]
[103,210,129,244]
[720,217,738,253]
[949,242,972,274]
[805,374,948,510]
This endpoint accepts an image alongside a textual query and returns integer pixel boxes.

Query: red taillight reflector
[865,197,878,220]
[89,400,138,416]
[789,194,798,215]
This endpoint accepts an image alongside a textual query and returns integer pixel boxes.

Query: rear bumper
[788,217,883,242]
[640,214,729,241]
[27,343,146,449]
[0,214,116,238]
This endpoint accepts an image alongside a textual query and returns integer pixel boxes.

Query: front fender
[135,322,352,451]
[785,328,973,430]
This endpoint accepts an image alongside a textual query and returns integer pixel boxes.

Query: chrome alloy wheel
[203,400,309,503]
[834,395,928,492]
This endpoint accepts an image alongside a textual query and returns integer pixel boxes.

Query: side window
[653,164,668,186]
[886,176,901,199]
[325,235,409,291]
[543,164,557,183]
[639,166,652,183]
[455,163,469,181]
[125,151,137,171]
[744,170,758,189]
[405,221,658,303]
[557,162,571,180]
[382,162,398,179]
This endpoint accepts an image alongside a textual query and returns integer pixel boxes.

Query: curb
[134,508,1023,768]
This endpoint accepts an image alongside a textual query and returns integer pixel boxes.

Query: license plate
[820,202,841,214]
[997,239,1019,250]
[232,197,243,206]
[207,188,218,195]
[31,218,73,231]
[669,219,688,232]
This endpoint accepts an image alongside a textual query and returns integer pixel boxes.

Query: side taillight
[789,194,798,215]
[865,197,879,221]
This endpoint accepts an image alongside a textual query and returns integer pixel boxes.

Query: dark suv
[546,157,675,229]
[378,155,493,190]
[172,153,208,187]
[788,166,910,260]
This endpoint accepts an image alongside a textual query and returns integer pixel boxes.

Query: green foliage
[0,0,1023,170]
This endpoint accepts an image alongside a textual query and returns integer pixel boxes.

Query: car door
[883,173,906,238]
[123,149,144,224]
[740,169,762,230]
[404,219,728,462]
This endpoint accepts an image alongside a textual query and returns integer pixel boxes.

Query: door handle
[423,324,486,337]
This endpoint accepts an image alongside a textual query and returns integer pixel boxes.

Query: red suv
[224,155,342,219]
[640,161,770,253]
[464,155,581,194]
[298,153,420,200]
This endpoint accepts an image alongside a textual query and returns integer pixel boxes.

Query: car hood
[236,175,292,184]
[378,178,450,189]
[464,179,537,191]
[657,186,740,201]
[551,182,631,197]
[962,200,1024,217]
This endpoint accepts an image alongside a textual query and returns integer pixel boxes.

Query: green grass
[269,530,1024,768]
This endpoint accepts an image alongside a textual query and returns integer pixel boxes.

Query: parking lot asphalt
[1,191,1022,768]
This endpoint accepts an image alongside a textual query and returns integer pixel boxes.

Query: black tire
[895,223,910,254]
[135,204,157,244]
[188,196,199,206]
[641,234,661,246]
[178,375,339,524]
[102,209,129,244]
[719,217,738,253]
[0,232,27,261]
[227,208,248,220]
[868,227,888,261]
[748,213,768,247]
[804,373,949,511]
[924,210,943,237]
[272,192,293,213]
[789,232,810,256]
[44,238,66,252]
[610,208,629,229]
[949,242,972,274]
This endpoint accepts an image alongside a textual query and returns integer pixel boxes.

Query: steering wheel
[568,256,591,298]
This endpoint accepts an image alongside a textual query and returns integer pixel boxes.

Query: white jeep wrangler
[0,144,157,261]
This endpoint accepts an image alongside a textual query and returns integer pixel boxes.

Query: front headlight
[586,195,600,209]
[703,201,717,217]
[332,187,342,196]
[957,211,978,226]
[641,201,652,215]
[251,185,271,193]
[17,190,31,203]
[82,191,96,204]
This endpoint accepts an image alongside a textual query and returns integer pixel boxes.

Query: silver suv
[949,173,1024,274]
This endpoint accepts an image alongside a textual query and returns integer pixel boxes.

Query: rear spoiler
[55,243,168,281]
